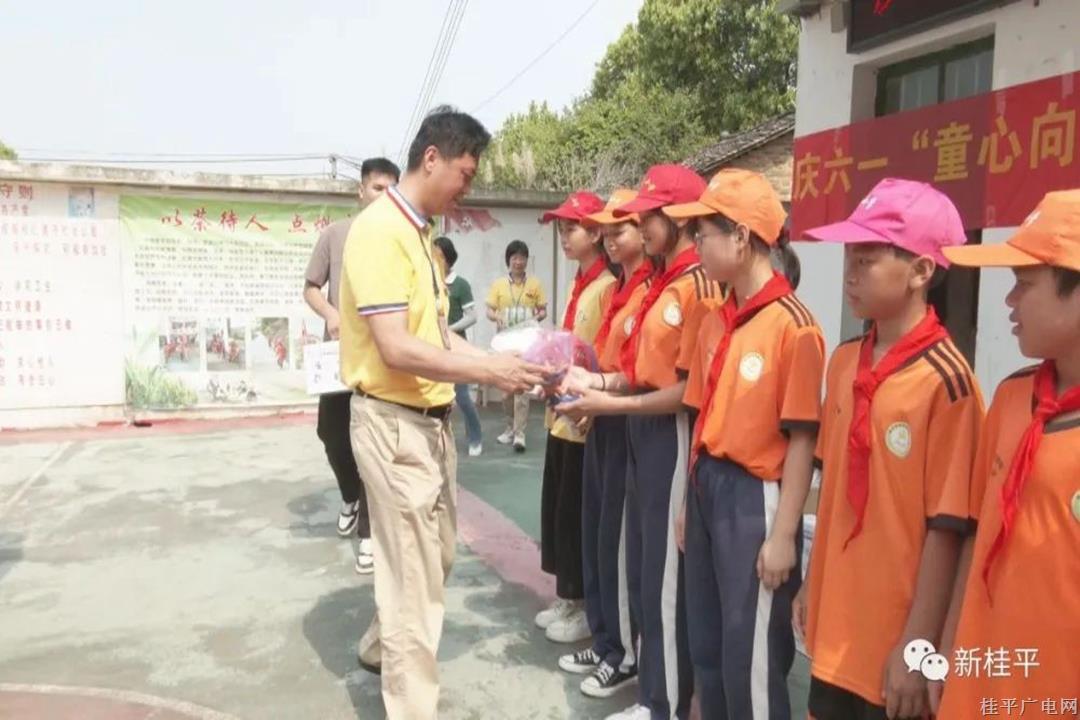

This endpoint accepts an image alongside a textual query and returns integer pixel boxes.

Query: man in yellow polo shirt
[339,105,546,720]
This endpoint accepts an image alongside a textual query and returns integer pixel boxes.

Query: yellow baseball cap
[586,188,639,225]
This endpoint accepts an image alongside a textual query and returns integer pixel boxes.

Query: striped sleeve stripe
[924,346,965,403]
[936,341,974,397]
[777,296,810,328]
[357,302,409,316]
[692,268,718,300]
[790,296,817,326]
[929,344,973,400]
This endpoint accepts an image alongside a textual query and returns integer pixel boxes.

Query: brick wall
[713,132,794,202]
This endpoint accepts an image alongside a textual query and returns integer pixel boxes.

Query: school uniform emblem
[885,422,912,459]
[624,316,635,335]
[663,302,683,327]
[1071,490,1080,523]
[738,352,765,382]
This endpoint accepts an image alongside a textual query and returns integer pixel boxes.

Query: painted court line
[0,442,71,521]
[456,487,555,604]
[0,683,241,720]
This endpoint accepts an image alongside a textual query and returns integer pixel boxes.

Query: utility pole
[329,154,338,179]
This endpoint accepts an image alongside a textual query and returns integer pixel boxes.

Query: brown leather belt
[355,389,453,421]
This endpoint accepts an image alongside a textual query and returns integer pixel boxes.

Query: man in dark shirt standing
[303,157,399,574]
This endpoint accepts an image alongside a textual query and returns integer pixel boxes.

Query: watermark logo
[904,639,950,681]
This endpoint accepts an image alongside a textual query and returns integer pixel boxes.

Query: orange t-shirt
[632,266,723,390]
[938,367,1080,718]
[805,336,985,705]
[597,281,650,373]
[683,294,825,481]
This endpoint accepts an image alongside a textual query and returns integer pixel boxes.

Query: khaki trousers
[349,394,457,720]
[502,391,530,435]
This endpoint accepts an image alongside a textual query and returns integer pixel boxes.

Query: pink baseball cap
[803,178,967,268]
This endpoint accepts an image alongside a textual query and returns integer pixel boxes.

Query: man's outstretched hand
[485,353,549,394]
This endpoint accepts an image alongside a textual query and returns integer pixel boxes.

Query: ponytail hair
[769,227,801,290]
[708,215,801,290]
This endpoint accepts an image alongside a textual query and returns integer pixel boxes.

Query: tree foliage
[480,0,797,192]
[0,140,15,161]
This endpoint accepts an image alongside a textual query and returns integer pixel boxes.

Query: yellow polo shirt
[339,188,454,408]
[550,270,615,442]
[486,275,547,327]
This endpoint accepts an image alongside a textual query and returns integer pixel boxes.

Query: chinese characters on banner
[0,184,125,410]
[119,196,352,409]
[790,69,1080,238]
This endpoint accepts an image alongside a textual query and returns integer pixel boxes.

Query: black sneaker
[558,647,601,674]
[581,661,638,698]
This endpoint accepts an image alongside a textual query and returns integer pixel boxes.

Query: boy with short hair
[796,178,985,720]
[934,189,1080,718]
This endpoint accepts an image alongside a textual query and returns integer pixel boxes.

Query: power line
[472,0,600,114]
[397,0,460,163]
[414,0,469,129]
[396,0,469,164]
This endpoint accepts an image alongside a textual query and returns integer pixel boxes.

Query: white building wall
[0,164,564,429]
[792,0,1080,393]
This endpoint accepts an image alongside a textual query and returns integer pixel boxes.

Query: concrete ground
[0,404,809,719]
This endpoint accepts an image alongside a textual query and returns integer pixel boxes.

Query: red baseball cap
[613,164,706,217]
[803,178,967,268]
[540,191,605,224]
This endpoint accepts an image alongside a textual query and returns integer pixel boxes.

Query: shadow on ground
[0,532,23,587]
[301,586,383,719]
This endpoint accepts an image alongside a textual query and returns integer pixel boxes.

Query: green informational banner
[119,195,354,410]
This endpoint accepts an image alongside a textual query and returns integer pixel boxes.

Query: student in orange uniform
[557,188,654,698]
[534,191,615,644]
[795,179,985,720]
[932,190,1080,719]
[556,164,723,720]
[662,169,822,720]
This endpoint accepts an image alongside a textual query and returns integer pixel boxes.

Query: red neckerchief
[844,308,948,548]
[689,272,793,473]
[594,259,654,354]
[982,360,1080,597]
[563,257,608,331]
[619,247,699,387]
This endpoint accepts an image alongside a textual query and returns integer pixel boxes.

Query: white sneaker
[545,607,591,643]
[497,430,514,445]
[534,598,576,629]
[354,538,374,575]
[605,704,650,720]
[337,501,360,537]
[513,432,526,453]
[468,443,483,457]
